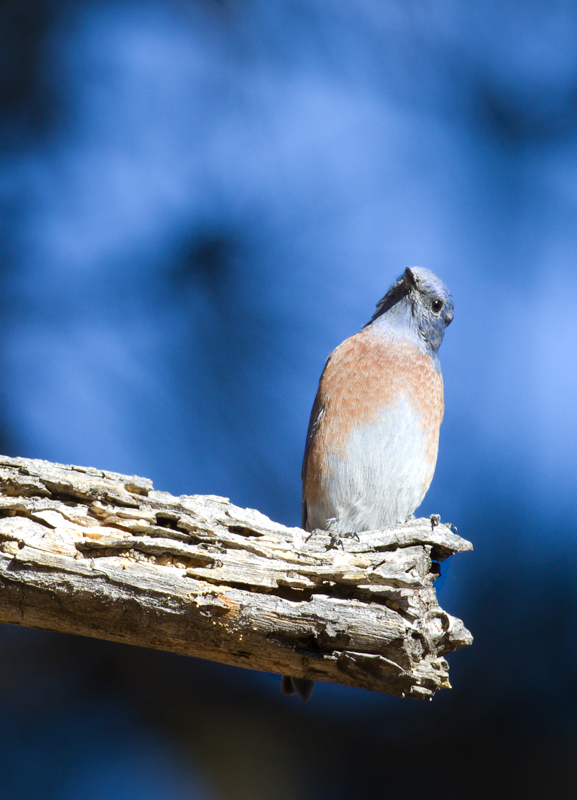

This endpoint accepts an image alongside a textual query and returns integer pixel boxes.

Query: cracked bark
[0,455,473,698]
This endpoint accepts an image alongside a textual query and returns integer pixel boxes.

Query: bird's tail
[281,675,315,701]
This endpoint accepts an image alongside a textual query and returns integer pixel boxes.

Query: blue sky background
[1,1,577,798]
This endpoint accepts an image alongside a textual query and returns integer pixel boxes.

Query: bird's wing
[301,358,330,531]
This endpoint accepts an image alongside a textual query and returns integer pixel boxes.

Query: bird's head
[367,267,453,352]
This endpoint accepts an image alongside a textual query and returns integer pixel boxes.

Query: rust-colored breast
[304,328,444,510]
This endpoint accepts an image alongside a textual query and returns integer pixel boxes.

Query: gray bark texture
[0,455,473,699]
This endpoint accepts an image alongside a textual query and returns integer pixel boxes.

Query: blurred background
[1,0,576,797]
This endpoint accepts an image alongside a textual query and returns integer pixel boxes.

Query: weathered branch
[0,455,472,699]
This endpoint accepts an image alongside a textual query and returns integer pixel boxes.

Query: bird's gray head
[366,267,454,352]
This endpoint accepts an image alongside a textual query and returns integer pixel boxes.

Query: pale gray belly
[306,399,434,533]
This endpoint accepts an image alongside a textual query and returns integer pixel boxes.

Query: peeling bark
[0,455,472,698]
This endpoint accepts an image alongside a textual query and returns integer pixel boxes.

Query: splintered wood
[0,455,472,698]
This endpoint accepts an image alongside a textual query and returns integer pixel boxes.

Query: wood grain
[0,455,473,699]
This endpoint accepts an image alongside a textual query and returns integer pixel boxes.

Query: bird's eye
[431,299,444,313]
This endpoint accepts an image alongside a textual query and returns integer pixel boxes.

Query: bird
[281,266,454,701]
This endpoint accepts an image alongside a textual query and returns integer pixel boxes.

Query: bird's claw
[429,514,458,535]
[304,526,360,549]
[328,530,360,549]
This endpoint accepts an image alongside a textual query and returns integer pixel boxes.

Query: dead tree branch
[0,455,472,699]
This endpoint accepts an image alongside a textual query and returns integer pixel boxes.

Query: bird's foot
[304,527,326,543]
[429,514,458,535]
[328,529,360,550]
[304,526,360,549]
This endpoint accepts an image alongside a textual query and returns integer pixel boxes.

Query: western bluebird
[281,267,454,701]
